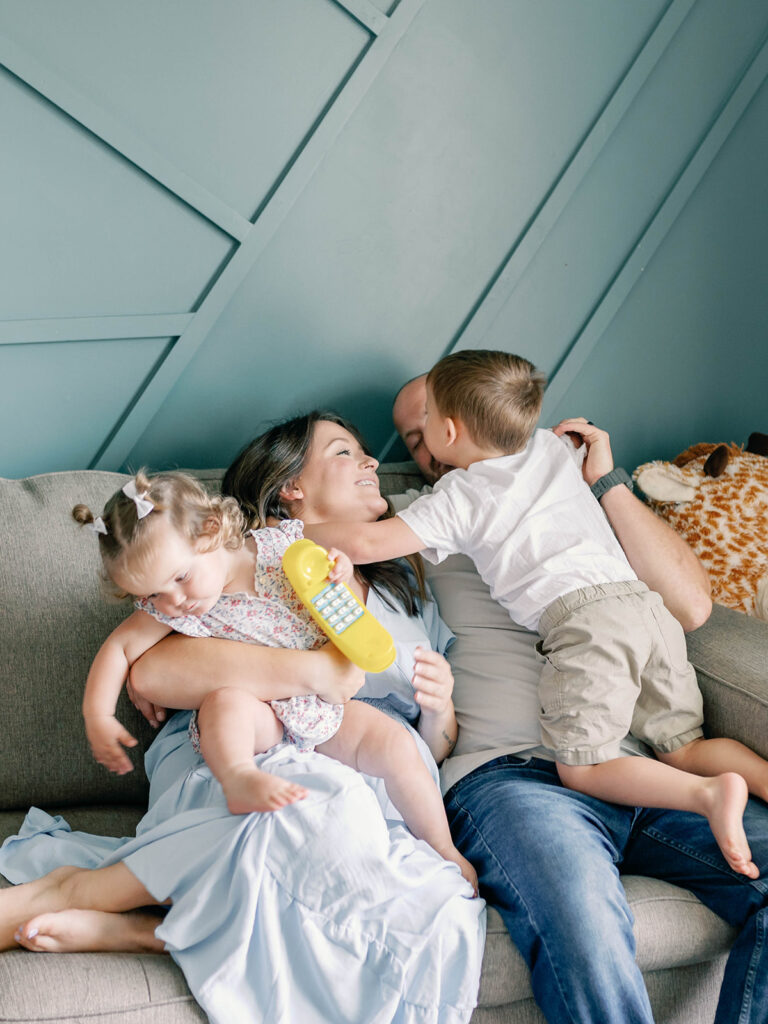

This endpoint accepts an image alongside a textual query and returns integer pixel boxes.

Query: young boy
[306,349,768,878]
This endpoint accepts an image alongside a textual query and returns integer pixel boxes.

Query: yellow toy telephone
[282,539,396,673]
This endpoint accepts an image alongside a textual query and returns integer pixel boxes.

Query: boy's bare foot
[700,773,758,878]
[0,865,80,950]
[221,764,308,814]
[14,908,165,954]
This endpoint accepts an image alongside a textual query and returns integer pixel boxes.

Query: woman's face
[281,420,388,525]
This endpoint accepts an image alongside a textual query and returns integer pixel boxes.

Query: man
[391,372,768,1024]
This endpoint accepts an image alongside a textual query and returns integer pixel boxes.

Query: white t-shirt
[397,428,636,632]
[391,478,651,796]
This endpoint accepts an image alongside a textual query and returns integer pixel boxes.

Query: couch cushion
[0,472,157,811]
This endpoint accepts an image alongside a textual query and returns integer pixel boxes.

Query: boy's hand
[84,715,138,775]
[552,418,615,486]
[327,547,355,585]
[412,647,454,715]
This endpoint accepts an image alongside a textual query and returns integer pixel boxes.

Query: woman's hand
[125,674,166,729]
[552,418,614,486]
[412,647,454,714]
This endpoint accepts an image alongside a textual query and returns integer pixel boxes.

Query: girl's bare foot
[701,773,758,878]
[221,764,308,814]
[0,865,80,949]
[14,909,165,954]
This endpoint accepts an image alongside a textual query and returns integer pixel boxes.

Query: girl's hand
[84,714,138,775]
[551,418,615,487]
[412,647,454,715]
[327,547,354,585]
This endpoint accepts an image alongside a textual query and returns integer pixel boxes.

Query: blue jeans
[444,756,768,1024]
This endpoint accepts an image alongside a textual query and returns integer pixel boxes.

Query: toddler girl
[74,471,477,891]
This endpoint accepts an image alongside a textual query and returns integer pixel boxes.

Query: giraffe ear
[634,462,697,503]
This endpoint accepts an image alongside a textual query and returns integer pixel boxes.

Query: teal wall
[1,0,766,478]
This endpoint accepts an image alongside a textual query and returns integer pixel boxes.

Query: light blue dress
[0,580,485,1024]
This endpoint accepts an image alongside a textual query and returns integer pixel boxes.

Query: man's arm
[304,517,424,565]
[553,419,712,632]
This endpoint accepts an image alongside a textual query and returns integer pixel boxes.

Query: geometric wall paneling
[540,19,768,424]
[130,0,668,469]
[0,337,172,477]
[376,0,695,460]
[0,67,234,320]
[93,0,429,471]
[540,75,768,474]
[0,0,371,224]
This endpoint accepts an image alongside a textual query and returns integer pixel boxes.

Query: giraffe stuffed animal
[634,433,768,621]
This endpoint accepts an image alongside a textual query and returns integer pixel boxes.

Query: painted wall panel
[0,68,232,319]
[546,77,768,473]
[0,338,171,477]
[1,0,369,221]
[129,0,663,469]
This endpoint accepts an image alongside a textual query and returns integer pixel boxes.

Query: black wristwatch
[590,467,633,502]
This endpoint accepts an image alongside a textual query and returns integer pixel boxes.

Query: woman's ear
[279,480,303,503]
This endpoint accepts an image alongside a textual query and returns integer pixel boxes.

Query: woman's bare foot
[700,773,758,878]
[0,865,80,949]
[14,909,165,954]
[221,763,308,814]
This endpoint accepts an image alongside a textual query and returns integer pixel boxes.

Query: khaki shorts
[537,580,703,766]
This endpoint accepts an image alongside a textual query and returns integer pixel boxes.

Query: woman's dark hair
[223,410,427,616]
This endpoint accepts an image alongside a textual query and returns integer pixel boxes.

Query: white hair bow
[122,479,154,519]
[86,516,108,535]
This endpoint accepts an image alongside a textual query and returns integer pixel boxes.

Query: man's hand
[552,418,615,487]
[315,643,365,705]
[84,714,138,775]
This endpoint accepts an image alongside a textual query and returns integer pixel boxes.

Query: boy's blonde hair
[73,470,245,597]
[427,349,546,453]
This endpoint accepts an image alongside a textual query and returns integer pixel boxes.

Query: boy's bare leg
[659,735,768,802]
[197,686,307,814]
[15,909,165,954]
[557,757,757,878]
[0,863,159,950]
[317,701,478,894]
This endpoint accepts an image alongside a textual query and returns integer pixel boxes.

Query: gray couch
[1,464,766,1024]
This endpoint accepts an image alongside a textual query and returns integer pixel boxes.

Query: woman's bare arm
[128,635,364,725]
[553,419,712,632]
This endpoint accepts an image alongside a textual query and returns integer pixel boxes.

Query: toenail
[27,927,38,939]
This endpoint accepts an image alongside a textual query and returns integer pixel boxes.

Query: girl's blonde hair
[73,470,245,597]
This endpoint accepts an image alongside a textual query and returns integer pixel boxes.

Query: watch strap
[590,467,633,502]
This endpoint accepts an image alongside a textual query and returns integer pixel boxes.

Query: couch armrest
[686,603,768,760]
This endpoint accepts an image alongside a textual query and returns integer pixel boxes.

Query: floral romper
[136,519,344,752]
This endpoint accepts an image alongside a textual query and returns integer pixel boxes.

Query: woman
[0,412,485,1024]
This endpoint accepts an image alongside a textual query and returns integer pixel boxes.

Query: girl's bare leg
[557,756,757,878]
[318,702,478,894]
[0,862,159,951]
[15,909,165,953]
[198,686,307,813]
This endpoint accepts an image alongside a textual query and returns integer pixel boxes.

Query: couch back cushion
[0,462,423,811]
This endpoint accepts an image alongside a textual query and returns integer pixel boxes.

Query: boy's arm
[553,419,712,631]
[303,516,425,565]
[83,610,172,773]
